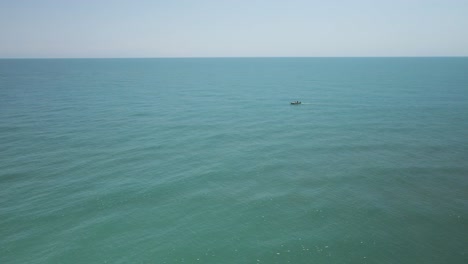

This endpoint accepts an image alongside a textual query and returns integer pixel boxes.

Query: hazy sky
[1,0,467,58]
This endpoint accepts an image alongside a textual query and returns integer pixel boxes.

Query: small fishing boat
[290,101,301,105]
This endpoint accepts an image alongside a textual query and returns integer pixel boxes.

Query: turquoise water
[1,58,467,263]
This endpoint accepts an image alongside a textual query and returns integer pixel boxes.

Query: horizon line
[1,56,468,60]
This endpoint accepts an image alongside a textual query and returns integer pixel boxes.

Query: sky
[0,0,467,58]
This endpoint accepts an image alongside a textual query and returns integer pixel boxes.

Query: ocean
[1,58,467,263]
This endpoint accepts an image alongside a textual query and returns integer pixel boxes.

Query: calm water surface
[1,58,467,263]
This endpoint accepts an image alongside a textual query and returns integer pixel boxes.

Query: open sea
[0,58,467,264]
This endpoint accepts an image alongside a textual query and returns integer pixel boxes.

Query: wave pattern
[1,58,467,264]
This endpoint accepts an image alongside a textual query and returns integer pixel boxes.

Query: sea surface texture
[1,58,467,264]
